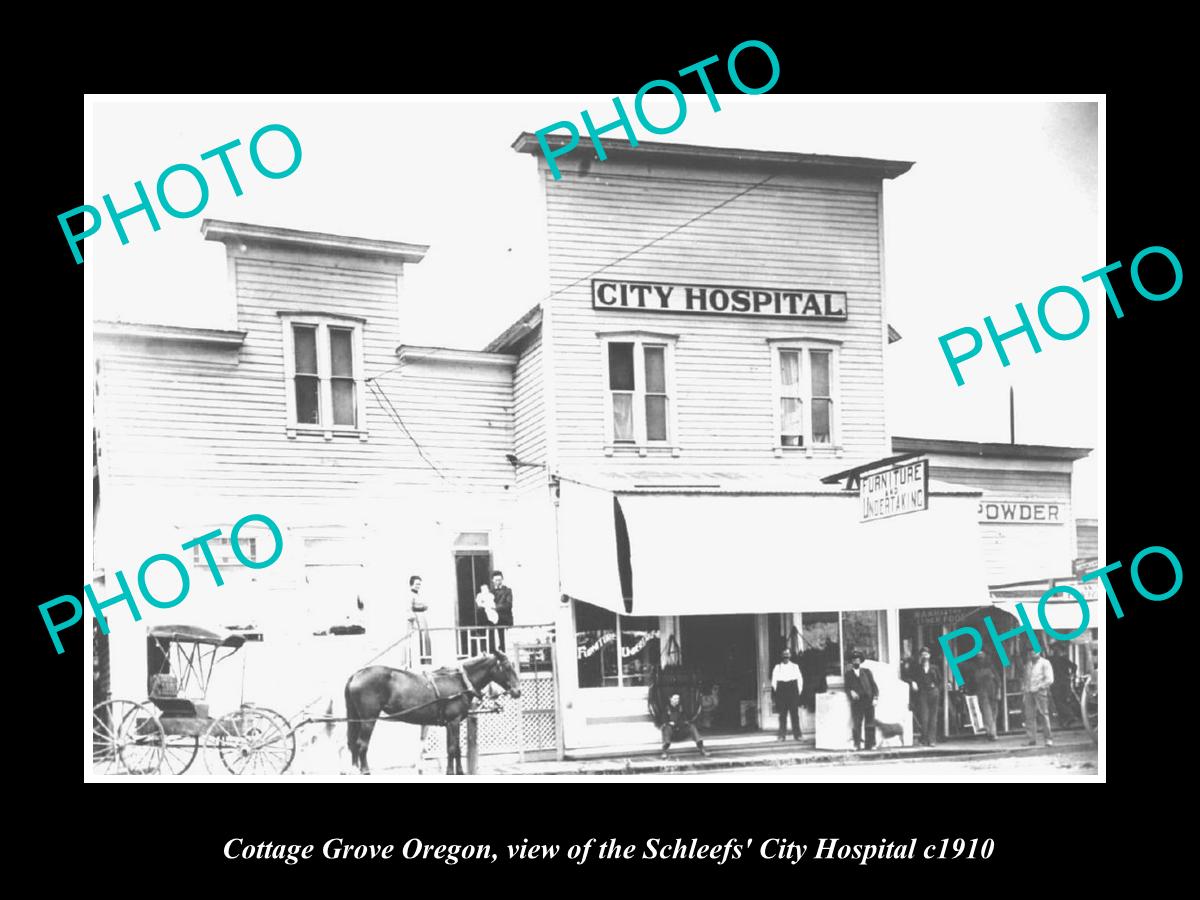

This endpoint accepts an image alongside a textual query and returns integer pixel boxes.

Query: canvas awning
[995,599,1100,634]
[556,480,991,617]
[557,479,628,615]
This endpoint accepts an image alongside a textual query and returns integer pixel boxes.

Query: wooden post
[467,715,478,775]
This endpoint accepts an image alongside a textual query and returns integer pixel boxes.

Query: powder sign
[860,459,928,522]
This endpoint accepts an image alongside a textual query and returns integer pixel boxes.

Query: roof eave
[202,219,429,264]
[512,132,914,180]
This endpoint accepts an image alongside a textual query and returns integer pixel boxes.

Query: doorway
[679,614,758,734]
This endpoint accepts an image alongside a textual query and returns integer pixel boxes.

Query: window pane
[779,350,801,389]
[781,398,803,446]
[608,342,635,391]
[575,600,619,688]
[812,398,831,444]
[332,379,356,427]
[295,375,319,424]
[801,612,841,678]
[330,328,354,377]
[644,346,666,393]
[645,395,667,441]
[294,326,317,374]
[620,615,660,686]
[612,393,634,441]
[841,610,881,663]
[810,350,831,397]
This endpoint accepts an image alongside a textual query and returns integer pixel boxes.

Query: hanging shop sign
[860,459,928,522]
[592,279,847,320]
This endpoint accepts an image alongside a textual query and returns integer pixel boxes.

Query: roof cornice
[93,321,246,348]
[202,219,429,264]
[513,132,914,180]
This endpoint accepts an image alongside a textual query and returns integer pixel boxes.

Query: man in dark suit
[909,645,941,746]
[968,648,1000,740]
[490,570,513,651]
[844,649,878,750]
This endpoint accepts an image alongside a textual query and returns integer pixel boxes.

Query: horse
[343,650,521,775]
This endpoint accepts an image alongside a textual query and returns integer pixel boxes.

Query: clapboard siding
[928,465,1074,584]
[928,466,1072,500]
[541,165,887,474]
[99,254,515,502]
[512,333,547,493]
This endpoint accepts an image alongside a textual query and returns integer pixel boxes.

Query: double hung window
[601,333,677,453]
[281,315,366,438]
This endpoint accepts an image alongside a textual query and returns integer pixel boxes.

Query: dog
[873,718,906,748]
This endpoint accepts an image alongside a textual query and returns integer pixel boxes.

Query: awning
[995,599,1100,634]
[612,491,991,617]
[557,479,628,615]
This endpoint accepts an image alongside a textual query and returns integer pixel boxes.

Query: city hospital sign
[861,459,928,522]
[592,279,848,320]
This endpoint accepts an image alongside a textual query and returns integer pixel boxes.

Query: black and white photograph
[76,93,1110,785]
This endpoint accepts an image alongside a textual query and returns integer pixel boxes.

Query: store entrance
[680,614,758,734]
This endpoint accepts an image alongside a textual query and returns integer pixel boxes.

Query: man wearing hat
[771,648,803,741]
[844,650,878,751]
[909,646,941,746]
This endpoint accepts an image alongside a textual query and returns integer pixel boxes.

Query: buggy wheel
[162,735,200,774]
[92,700,164,775]
[1081,675,1098,744]
[205,707,296,775]
[243,705,297,773]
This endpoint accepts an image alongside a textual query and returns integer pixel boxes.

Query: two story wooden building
[93,134,1093,764]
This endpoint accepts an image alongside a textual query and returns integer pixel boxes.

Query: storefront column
[941,624,950,740]
[755,615,771,731]
[886,609,900,673]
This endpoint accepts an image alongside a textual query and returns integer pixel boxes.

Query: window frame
[574,600,660,690]
[767,338,842,458]
[280,313,368,441]
[598,331,679,457]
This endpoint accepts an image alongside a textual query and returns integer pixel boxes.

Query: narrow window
[643,345,668,441]
[810,349,832,445]
[779,349,803,447]
[329,327,356,428]
[608,342,635,442]
[293,325,320,425]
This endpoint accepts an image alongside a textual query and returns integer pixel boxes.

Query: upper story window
[769,340,841,456]
[599,332,678,456]
[280,314,367,440]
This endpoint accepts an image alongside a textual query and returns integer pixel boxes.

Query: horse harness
[378,662,484,726]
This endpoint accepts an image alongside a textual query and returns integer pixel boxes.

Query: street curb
[482,738,1096,776]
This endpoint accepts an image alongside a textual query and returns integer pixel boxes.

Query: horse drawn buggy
[92,624,522,776]
[92,625,297,775]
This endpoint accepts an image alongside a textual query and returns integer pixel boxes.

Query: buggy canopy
[147,624,246,648]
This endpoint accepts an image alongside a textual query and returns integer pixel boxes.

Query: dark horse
[344,650,521,775]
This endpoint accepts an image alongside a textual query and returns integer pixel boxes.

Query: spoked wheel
[205,706,296,775]
[1081,675,1098,744]
[92,700,165,775]
[161,736,200,774]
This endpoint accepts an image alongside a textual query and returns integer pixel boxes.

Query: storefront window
[575,601,659,688]
[801,612,840,678]
[619,615,659,686]
[842,610,881,664]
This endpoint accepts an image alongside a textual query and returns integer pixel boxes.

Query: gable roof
[484,303,542,353]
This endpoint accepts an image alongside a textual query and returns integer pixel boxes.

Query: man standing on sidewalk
[1022,648,1055,746]
[909,646,941,747]
[845,650,878,751]
[969,648,1000,741]
[771,648,802,741]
